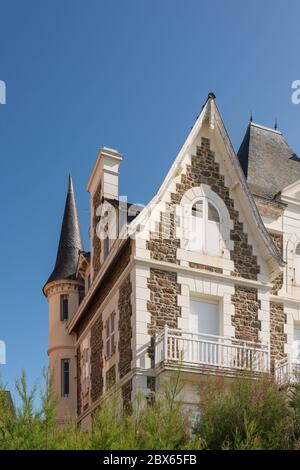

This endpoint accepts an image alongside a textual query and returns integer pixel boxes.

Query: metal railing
[155,325,269,373]
[275,357,300,385]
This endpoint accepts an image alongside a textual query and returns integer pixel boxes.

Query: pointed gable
[132,93,283,280]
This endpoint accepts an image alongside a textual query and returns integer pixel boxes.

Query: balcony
[155,326,269,375]
[275,357,300,386]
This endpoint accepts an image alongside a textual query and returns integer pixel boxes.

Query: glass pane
[296,244,300,256]
[208,202,220,223]
[192,200,203,218]
[61,295,69,321]
[62,359,69,396]
[111,313,114,333]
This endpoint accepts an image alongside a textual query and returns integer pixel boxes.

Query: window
[293,325,300,363]
[190,199,221,255]
[60,295,69,321]
[105,312,116,359]
[295,243,300,285]
[103,224,109,260]
[61,359,70,397]
[81,346,90,396]
[189,299,220,336]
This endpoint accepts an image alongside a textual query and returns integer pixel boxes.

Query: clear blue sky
[1,0,300,400]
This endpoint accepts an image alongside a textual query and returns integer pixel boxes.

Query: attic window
[189,198,221,255]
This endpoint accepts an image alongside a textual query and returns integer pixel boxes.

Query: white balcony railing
[275,357,300,386]
[155,326,269,374]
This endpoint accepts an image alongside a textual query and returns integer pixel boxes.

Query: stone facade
[231,286,260,342]
[189,262,222,274]
[270,302,287,365]
[147,269,181,335]
[76,242,131,337]
[76,346,82,415]
[147,137,260,280]
[90,316,103,403]
[118,276,132,379]
[270,232,284,295]
[106,364,116,390]
[121,379,132,410]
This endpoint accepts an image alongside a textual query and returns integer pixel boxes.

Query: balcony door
[189,299,220,364]
[293,325,300,364]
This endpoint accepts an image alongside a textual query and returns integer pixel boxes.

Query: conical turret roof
[44,176,83,290]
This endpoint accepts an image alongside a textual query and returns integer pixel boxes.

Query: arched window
[295,243,300,285]
[190,199,221,255]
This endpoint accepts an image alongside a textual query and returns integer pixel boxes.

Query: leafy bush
[194,374,294,450]
[0,369,198,450]
[2,369,300,450]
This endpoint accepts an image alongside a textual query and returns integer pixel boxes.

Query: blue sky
[0,0,300,401]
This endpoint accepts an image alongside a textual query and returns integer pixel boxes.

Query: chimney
[87,147,123,200]
[87,147,123,280]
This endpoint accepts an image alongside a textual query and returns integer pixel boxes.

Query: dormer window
[190,199,221,255]
[295,243,300,285]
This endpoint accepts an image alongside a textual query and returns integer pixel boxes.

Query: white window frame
[105,312,116,359]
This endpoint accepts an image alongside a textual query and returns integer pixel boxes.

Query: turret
[43,176,83,423]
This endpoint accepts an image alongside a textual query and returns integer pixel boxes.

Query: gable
[131,94,283,282]
[146,134,260,280]
[281,179,300,204]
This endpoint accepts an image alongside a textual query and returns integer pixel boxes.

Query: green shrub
[194,374,294,450]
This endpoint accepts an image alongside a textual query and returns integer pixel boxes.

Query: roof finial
[250,111,253,123]
[274,118,278,130]
[207,92,216,100]
[68,174,74,193]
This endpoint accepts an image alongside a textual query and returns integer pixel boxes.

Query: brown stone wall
[92,182,102,277]
[118,276,133,379]
[106,365,116,390]
[147,137,260,281]
[189,262,222,274]
[76,346,82,415]
[76,242,131,337]
[270,302,286,366]
[147,207,180,265]
[90,316,103,403]
[121,379,132,410]
[147,269,181,335]
[231,286,260,342]
[269,232,283,295]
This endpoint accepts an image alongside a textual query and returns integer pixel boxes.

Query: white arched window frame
[176,185,233,259]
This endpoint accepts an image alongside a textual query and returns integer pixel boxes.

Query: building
[43,93,300,427]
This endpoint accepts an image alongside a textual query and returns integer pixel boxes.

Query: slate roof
[44,176,83,289]
[237,122,300,198]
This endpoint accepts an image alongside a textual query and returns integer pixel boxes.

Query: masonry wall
[75,242,132,417]
[147,137,260,281]
[144,137,262,346]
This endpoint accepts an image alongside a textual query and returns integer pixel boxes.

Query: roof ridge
[250,121,282,135]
